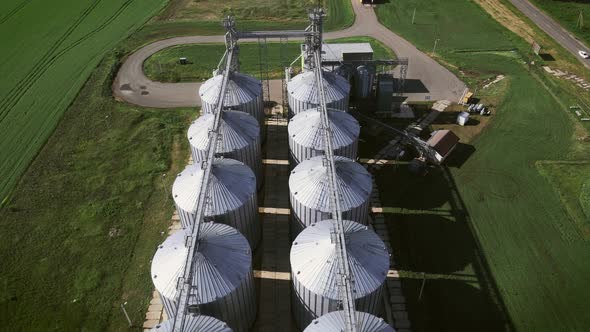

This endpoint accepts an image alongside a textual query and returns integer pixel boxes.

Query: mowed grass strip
[144,37,395,83]
[375,0,590,330]
[0,0,168,204]
[0,49,194,329]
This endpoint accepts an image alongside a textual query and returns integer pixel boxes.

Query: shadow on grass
[374,165,515,331]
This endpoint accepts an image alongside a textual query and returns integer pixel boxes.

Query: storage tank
[304,311,394,332]
[151,223,256,332]
[199,72,265,137]
[290,219,389,329]
[288,108,360,165]
[151,315,232,332]
[172,159,260,248]
[377,74,394,113]
[188,110,262,188]
[287,70,350,117]
[289,155,372,236]
[334,64,354,83]
[354,65,376,99]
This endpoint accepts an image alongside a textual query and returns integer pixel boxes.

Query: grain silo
[354,65,376,99]
[304,311,394,332]
[289,155,372,236]
[172,159,260,248]
[288,108,360,165]
[151,315,233,332]
[151,223,256,332]
[334,64,354,83]
[287,70,350,117]
[188,110,262,188]
[376,74,394,113]
[290,219,389,329]
[199,72,265,137]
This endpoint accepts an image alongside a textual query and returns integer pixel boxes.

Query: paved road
[113,1,466,108]
[510,0,590,70]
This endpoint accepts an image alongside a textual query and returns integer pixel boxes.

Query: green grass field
[0,0,169,205]
[0,48,194,329]
[155,0,353,32]
[374,1,590,331]
[530,0,590,47]
[144,37,395,82]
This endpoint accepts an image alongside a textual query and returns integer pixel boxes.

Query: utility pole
[412,8,416,25]
[432,38,440,56]
[417,272,427,301]
[121,302,132,327]
[578,9,584,30]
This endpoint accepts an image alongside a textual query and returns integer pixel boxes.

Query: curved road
[510,0,590,70]
[113,1,466,108]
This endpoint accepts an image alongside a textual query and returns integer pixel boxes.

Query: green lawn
[0,0,168,205]
[144,37,395,82]
[374,1,590,331]
[0,47,194,330]
[530,0,590,47]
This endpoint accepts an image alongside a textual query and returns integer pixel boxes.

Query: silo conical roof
[304,311,394,332]
[288,71,350,105]
[151,223,252,304]
[290,219,389,300]
[288,108,359,153]
[188,111,259,153]
[199,72,262,107]
[172,159,256,216]
[289,156,372,212]
[151,315,233,332]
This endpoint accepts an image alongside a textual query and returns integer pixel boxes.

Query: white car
[579,50,589,59]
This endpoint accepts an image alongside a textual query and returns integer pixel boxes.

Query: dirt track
[113,1,466,108]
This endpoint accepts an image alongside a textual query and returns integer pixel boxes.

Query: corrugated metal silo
[188,110,262,188]
[151,223,256,332]
[287,70,350,117]
[199,72,265,137]
[172,159,260,248]
[304,311,395,332]
[377,74,394,113]
[334,64,354,83]
[289,155,372,236]
[288,108,360,165]
[151,315,233,332]
[354,65,376,99]
[290,219,389,329]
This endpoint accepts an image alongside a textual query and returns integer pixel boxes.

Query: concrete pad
[145,311,161,320]
[150,297,162,305]
[143,320,160,329]
[147,304,163,312]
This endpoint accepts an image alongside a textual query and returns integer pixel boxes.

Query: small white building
[301,43,374,70]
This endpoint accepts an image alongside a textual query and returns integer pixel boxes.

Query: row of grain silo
[286,68,395,331]
[149,70,267,332]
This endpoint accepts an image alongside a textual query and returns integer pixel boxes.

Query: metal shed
[188,110,262,188]
[288,108,359,165]
[290,219,389,329]
[172,159,260,248]
[289,155,372,236]
[150,223,256,332]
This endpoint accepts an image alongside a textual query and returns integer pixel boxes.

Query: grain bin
[290,219,389,329]
[199,72,265,137]
[172,159,260,248]
[289,155,372,236]
[376,74,394,113]
[288,108,359,165]
[188,110,262,188]
[304,311,394,332]
[334,64,354,82]
[151,223,256,332]
[287,70,350,117]
[151,315,232,332]
[354,65,376,99]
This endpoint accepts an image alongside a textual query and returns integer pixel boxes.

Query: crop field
[0,48,194,329]
[0,0,168,205]
[155,0,353,32]
[530,0,590,47]
[374,0,590,331]
[144,37,395,82]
